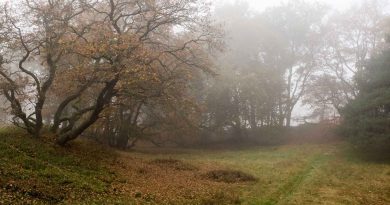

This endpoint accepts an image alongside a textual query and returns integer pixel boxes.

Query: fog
[0,0,389,146]
[214,0,363,12]
[0,1,390,203]
[209,0,390,125]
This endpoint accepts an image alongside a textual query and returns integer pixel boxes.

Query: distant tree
[303,74,344,121]
[307,0,389,118]
[342,47,390,153]
[204,0,328,141]
[261,0,328,127]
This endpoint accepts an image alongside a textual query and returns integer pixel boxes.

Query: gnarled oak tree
[0,0,220,145]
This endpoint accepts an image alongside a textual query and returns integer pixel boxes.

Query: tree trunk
[56,78,118,146]
[286,111,292,127]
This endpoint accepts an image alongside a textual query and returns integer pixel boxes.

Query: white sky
[0,0,378,12]
[213,0,362,11]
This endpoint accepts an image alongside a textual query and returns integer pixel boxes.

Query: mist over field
[0,0,389,204]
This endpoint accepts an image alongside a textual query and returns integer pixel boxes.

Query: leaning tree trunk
[56,79,118,146]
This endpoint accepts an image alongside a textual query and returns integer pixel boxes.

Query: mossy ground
[0,127,389,204]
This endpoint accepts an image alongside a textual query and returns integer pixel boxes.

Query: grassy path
[263,154,330,205]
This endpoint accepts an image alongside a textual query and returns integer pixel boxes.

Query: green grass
[0,127,126,204]
[1,127,389,204]
[130,144,390,205]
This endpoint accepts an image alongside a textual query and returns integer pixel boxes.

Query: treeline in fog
[0,0,389,152]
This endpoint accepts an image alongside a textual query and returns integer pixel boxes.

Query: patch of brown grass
[200,191,242,205]
[202,170,257,183]
[109,152,242,204]
[149,158,198,171]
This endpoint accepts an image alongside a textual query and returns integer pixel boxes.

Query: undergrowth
[0,127,121,204]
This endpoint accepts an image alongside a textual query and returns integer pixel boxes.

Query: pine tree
[342,48,390,153]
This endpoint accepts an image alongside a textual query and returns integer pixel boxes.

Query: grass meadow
[0,127,389,204]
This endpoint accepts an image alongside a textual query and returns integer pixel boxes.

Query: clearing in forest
[0,128,389,204]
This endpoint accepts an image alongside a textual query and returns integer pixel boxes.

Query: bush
[247,126,288,145]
